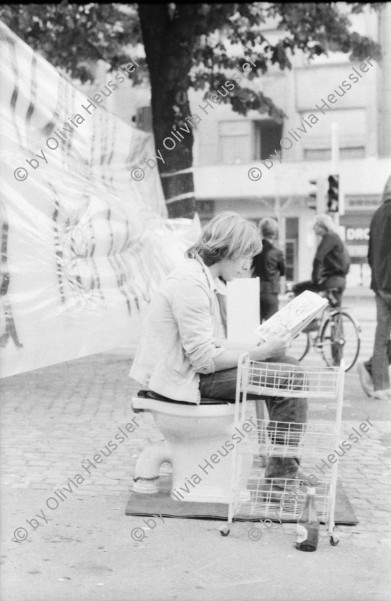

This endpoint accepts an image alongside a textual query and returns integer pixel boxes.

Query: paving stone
[2,351,391,554]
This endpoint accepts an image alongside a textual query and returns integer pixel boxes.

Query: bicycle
[287,288,361,372]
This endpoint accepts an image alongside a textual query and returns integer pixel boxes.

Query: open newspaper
[255,290,328,342]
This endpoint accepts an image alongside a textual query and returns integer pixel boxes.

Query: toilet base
[131,396,254,504]
[133,477,160,494]
[169,445,254,504]
[132,435,254,503]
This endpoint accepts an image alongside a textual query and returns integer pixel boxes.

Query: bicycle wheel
[320,311,361,371]
[288,331,310,362]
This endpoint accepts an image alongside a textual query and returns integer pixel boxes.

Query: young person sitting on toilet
[130,212,308,494]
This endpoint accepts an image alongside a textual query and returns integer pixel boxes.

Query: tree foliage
[0,2,382,217]
[0,3,145,83]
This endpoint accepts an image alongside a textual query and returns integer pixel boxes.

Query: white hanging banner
[0,22,201,377]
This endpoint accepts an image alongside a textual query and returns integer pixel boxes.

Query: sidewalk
[1,346,390,601]
[344,285,375,300]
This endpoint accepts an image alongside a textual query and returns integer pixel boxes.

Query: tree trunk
[138,4,199,219]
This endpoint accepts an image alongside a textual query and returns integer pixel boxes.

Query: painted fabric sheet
[0,23,200,378]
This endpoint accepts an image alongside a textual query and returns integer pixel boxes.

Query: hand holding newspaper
[255,290,328,342]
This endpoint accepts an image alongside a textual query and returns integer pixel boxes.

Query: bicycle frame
[305,305,361,370]
[285,289,361,370]
[310,304,333,346]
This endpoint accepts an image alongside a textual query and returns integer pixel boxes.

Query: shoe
[370,389,391,401]
[357,362,374,397]
[265,456,300,479]
[262,457,306,503]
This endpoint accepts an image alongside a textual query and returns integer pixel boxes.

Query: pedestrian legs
[371,291,391,392]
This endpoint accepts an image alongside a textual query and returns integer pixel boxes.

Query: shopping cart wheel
[220,526,230,537]
[330,534,339,546]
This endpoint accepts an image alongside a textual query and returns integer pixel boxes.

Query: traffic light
[308,179,317,211]
[327,175,339,213]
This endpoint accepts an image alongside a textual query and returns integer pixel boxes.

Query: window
[340,147,366,159]
[218,121,252,164]
[285,240,297,282]
[220,135,251,164]
[254,120,283,160]
[196,200,215,225]
[304,148,331,161]
[304,147,365,161]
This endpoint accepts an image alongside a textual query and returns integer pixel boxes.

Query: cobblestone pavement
[1,299,390,600]
[1,351,390,545]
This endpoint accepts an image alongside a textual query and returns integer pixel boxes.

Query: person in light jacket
[130,212,308,489]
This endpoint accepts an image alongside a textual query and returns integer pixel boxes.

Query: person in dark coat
[357,175,391,401]
[292,214,350,307]
[252,217,285,321]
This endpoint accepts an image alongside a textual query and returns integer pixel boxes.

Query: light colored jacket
[129,256,225,403]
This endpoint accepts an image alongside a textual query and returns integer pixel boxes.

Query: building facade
[89,5,391,287]
[190,5,391,286]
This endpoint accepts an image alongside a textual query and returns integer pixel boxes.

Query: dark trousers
[364,291,391,390]
[292,279,344,307]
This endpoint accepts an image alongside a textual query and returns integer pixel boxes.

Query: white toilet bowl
[131,395,254,504]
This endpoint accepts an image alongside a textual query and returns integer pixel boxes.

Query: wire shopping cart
[220,354,345,546]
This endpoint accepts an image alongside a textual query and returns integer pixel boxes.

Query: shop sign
[345,227,370,242]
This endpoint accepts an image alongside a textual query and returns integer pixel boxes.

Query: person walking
[357,176,391,401]
[252,217,285,321]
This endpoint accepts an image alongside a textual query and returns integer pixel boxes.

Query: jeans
[364,291,391,391]
[199,354,308,477]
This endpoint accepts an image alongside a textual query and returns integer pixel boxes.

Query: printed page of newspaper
[255,290,329,342]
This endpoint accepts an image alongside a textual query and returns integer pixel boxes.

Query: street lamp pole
[331,122,340,228]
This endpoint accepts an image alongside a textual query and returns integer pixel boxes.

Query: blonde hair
[314,214,335,234]
[192,212,262,266]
